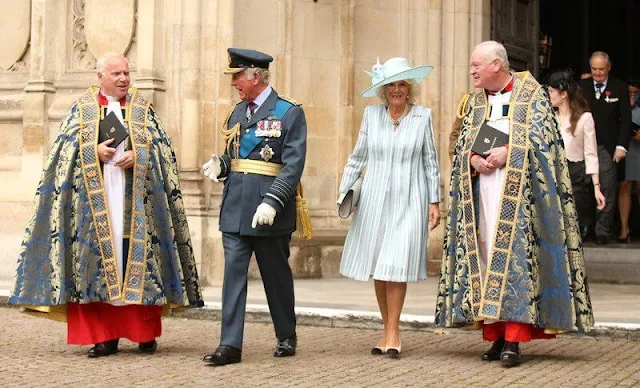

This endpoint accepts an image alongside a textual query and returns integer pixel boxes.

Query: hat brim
[223,67,246,75]
[361,66,433,97]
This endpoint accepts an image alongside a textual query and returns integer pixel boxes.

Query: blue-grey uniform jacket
[218,89,307,236]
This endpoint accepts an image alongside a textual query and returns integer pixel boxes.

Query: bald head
[97,52,128,74]
[469,41,511,91]
[472,41,509,71]
[96,52,130,99]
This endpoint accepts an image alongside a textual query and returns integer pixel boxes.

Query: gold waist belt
[231,159,283,177]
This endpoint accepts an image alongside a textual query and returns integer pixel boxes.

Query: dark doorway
[539,0,640,82]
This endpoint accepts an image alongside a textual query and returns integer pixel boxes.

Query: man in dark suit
[201,48,307,366]
[579,51,632,244]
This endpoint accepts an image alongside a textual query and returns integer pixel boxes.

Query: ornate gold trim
[459,72,538,320]
[121,88,150,304]
[78,86,122,300]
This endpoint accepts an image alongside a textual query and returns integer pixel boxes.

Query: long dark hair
[546,70,590,135]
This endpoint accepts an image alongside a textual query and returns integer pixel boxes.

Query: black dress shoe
[274,335,297,357]
[595,235,609,245]
[617,233,631,243]
[203,345,242,366]
[88,339,119,358]
[481,338,505,361]
[500,341,521,367]
[139,339,157,354]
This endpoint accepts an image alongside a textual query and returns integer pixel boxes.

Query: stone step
[583,242,640,284]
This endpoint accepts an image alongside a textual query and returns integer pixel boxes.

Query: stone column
[201,0,236,286]
[23,0,57,179]
[173,0,208,278]
[135,0,167,102]
[177,0,204,210]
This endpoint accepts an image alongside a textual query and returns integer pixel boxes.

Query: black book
[471,121,509,157]
[99,111,128,148]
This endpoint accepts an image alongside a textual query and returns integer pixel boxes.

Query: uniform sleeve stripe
[266,193,285,207]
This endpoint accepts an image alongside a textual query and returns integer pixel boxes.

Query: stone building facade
[0,0,494,286]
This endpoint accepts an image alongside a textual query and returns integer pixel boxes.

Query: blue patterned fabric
[10,88,203,316]
[435,72,594,333]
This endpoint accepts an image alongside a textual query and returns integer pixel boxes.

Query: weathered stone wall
[0,0,490,286]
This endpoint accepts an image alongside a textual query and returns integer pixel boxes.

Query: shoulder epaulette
[278,95,302,106]
[456,93,472,119]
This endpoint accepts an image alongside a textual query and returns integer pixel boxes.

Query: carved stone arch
[84,0,135,59]
[0,1,31,71]
[72,0,137,70]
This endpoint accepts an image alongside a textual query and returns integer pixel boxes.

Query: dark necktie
[247,102,257,120]
[595,83,604,92]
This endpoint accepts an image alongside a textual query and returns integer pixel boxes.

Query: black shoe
[138,339,157,354]
[595,235,609,245]
[617,233,631,243]
[481,338,505,361]
[274,335,297,357]
[88,339,119,358]
[500,341,521,367]
[203,345,242,366]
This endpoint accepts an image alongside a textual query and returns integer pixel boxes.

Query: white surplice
[477,91,512,276]
[102,97,127,305]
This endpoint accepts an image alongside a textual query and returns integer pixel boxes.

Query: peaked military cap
[224,48,274,74]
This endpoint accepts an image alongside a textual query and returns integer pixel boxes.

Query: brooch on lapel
[256,119,282,138]
[260,144,274,161]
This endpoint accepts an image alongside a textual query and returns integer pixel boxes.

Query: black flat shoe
[595,235,609,245]
[88,339,119,358]
[386,345,401,359]
[482,338,505,361]
[371,346,386,355]
[203,345,242,366]
[274,335,297,357]
[139,339,157,354]
[500,341,521,367]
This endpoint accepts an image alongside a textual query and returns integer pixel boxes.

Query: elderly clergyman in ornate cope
[436,41,594,367]
[9,52,203,357]
[202,48,311,366]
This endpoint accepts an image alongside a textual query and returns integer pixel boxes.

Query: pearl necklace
[388,104,410,130]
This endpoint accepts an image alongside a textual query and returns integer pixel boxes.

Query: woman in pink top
[547,70,606,240]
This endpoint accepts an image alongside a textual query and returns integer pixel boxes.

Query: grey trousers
[219,232,296,350]
[595,145,618,238]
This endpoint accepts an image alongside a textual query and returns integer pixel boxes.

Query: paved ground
[1,307,639,387]
[198,278,640,326]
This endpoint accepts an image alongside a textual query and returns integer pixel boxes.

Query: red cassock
[67,303,162,345]
[482,321,556,343]
[67,91,160,346]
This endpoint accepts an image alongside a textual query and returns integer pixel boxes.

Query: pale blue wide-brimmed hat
[361,57,433,97]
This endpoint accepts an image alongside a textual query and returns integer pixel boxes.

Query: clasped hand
[471,146,508,174]
[97,138,134,168]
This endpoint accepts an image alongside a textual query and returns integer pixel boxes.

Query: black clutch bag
[471,121,509,157]
[99,111,128,148]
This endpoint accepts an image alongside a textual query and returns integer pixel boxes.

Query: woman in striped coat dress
[337,57,441,358]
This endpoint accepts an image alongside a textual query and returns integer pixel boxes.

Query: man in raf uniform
[202,48,308,366]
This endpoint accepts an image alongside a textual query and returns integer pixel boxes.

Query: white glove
[336,192,346,206]
[251,203,277,228]
[202,153,221,182]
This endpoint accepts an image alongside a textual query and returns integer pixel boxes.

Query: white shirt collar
[251,85,272,108]
[593,78,608,88]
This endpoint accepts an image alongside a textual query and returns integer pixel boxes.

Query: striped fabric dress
[339,104,441,282]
